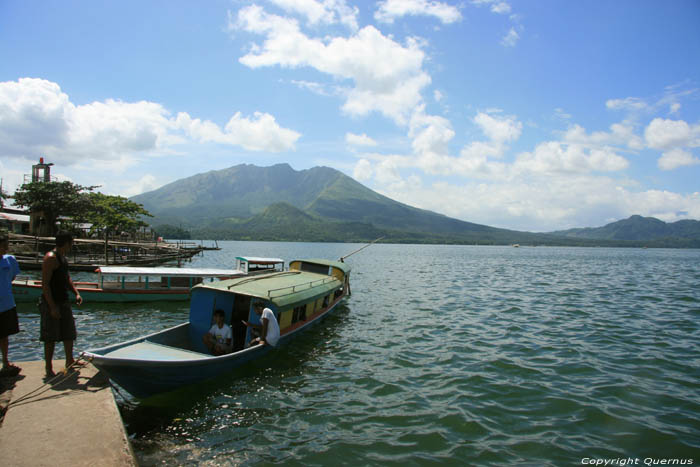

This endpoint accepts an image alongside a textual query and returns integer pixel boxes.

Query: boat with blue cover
[83,258,351,398]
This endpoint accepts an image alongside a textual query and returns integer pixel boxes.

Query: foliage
[13,181,97,235]
[81,192,152,236]
[154,224,191,240]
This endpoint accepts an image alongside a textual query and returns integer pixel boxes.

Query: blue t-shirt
[1,254,21,312]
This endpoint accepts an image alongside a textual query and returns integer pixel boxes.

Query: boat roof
[95,266,244,277]
[291,258,352,274]
[194,270,342,308]
[236,256,284,264]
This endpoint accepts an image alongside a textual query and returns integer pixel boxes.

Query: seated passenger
[243,302,280,347]
[203,309,232,355]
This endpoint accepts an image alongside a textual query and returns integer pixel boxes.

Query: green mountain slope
[132,164,699,246]
[550,215,700,247]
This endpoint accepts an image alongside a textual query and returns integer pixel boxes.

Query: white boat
[11,256,284,303]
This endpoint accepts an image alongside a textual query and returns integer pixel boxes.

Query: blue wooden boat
[83,259,351,398]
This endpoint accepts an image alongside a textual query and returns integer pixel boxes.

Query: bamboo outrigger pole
[340,236,385,262]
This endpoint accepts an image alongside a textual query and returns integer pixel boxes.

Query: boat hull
[84,295,345,398]
[12,281,190,303]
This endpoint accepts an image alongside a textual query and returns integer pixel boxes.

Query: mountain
[132,163,516,241]
[131,164,699,246]
[549,215,700,247]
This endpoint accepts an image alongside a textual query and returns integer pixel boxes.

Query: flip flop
[0,366,21,377]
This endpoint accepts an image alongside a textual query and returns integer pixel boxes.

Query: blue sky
[1,0,699,232]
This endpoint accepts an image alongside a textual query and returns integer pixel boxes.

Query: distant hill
[131,164,699,247]
[549,215,700,247]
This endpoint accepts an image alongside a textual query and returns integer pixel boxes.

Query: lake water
[11,242,700,465]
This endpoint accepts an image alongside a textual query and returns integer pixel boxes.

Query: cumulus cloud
[175,111,301,152]
[658,148,700,171]
[346,132,377,146]
[268,0,359,30]
[0,78,301,165]
[376,170,700,232]
[352,158,373,181]
[564,123,644,150]
[515,141,629,174]
[644,118,700,170]
[644,118,700,150]
[473,111,522,143]
[374,0,462,24]
[234,5,430,125]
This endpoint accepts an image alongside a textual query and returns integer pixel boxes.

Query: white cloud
[433,89,443,102]
[346,132,377,146]
[290,79,334,96]
[644,118,700,150]
[473,111,522,143]
[175,111,300,152]
[0,78,301,167]
[515,141,629,174]
[669,102,681,114]
[606,97,648,112]
[564,123,644,150]
[658,148,700,171]
[490,2,511,14]
[374,0,462,24]
[374,170,700,232]
[121,174,160,197]
[501,27,519,47]
[0,78,173,164]
[352,158,373,181]
[234,6,430,125]
[268,0,359,30]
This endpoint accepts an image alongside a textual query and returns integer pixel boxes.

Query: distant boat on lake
[83,258,351,398]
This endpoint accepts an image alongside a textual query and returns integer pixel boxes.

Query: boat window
[333,288,342,300]
[323,295,330,308]
[292,304,307,324]
[298,262,330,275]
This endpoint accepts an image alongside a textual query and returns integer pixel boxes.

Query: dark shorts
[40,300,77,342]
[0,307,20,339]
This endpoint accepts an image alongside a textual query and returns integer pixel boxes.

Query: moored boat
[11,256,284,303]
[83,258,351,398]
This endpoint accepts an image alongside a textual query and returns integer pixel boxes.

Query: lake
[11,242,700,465]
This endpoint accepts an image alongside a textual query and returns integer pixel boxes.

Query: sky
[1,0,699,232]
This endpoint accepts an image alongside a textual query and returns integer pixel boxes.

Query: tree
[0,185,7,209]
[83,192,153,237]
[80,193,153,264]
[13,181,97,236]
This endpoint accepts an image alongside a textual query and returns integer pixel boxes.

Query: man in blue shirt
[0,229,21,377]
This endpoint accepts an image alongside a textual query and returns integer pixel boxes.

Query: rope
[6,353,91,408]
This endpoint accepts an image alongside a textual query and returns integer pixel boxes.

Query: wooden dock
[0,360,136,466]
[9,233,205,270]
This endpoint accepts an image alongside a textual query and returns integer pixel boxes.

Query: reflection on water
[10,242,700,465]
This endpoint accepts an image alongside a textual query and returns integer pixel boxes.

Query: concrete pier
[0,360,136,467]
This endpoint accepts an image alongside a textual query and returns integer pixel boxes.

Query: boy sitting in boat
[243,302,280,347]
[203,309,232,355]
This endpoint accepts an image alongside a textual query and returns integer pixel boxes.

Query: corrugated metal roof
[0,212,30,222]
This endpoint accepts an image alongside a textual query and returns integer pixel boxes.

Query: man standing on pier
[0,230,22,377]
[41,231,83,378]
